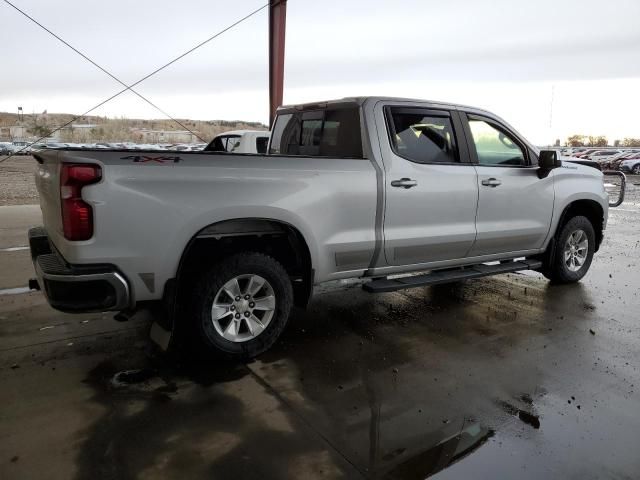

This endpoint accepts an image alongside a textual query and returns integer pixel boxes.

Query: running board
[363,259,542,293]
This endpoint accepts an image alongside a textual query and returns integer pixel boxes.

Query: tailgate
[33,150,64,244]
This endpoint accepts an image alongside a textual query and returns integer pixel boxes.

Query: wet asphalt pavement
[1,179,639,479]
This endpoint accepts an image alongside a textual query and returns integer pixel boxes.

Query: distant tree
[587,136,608,147]
[622,138,640,147]
[26,114,51,138]
[567,135,585,147]
[28,124,50,138]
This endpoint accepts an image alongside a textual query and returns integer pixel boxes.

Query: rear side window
[387,108,459,164]
[268,107,363,158]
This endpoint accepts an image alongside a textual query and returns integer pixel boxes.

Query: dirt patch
[0,156,39,206]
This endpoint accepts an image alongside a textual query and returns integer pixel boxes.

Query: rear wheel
[542,215,595,284]
[190,252,293,359]
[632,164,640,174]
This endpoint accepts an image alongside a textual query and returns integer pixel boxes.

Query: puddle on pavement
[383,422,494,479]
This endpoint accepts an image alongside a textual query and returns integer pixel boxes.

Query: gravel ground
[0,156,39,206]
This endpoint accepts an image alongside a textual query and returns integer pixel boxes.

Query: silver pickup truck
[29,96,614,358]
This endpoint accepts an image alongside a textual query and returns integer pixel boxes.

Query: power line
[1,0,271,162]
[2,0,204,143]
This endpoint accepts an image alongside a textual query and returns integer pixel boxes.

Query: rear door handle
[391,178,418,189]
[481,178,502,187]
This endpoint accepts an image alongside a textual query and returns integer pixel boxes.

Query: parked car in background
[205,130,270,154]
[10,141,29,154]
[598,151,634,170]
[170,143,206,152]
[572,149,599,158]
[620,156,640,174]
[589,150,621,162]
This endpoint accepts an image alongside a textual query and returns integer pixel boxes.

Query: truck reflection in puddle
[382,422,494,479]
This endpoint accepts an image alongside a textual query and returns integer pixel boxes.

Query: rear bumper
[28,226,131,313]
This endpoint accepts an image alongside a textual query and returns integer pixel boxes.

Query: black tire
[543,215,595,284]
[190,252,293,359]
[632,164,640,175]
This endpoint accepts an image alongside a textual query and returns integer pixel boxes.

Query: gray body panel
[470,165,554,256]
[33,97,609,306]
[35,150,377,302]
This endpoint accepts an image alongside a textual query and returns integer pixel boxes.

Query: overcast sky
[1,0,639,144]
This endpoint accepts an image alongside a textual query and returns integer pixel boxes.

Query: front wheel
[542,215,595,284]
[190,252,293,359]
[632,164,640,175]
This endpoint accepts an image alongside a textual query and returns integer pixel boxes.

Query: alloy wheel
[564,229,588,272]
[211,274,276,342]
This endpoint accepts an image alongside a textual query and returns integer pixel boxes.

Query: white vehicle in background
[589,150,620,162]
[10,141,30,154]
[205,130,270,154]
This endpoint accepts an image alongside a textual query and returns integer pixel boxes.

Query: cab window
[387,108,459,164]
[468,119,526,166]
[269,107,363,158]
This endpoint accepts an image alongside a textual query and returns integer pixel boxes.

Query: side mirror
[538,150,561,170]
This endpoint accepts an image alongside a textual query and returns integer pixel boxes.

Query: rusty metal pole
[269,0,287,128]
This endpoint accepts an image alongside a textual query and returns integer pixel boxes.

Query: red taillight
[60,164,101,241]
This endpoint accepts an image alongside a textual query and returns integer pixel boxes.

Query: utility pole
[549,84,555,146]
[269,0,287,128]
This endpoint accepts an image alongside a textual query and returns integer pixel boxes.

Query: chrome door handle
[391,178,418,189]
[481,178,502,187]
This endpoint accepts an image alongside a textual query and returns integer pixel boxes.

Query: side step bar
[363,259,542,293]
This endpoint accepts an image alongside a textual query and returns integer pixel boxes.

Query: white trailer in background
[205,130,270,154]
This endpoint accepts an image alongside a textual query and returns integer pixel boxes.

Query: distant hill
[0,112,267,143]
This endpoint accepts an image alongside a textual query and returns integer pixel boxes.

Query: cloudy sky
[1,0,639,144]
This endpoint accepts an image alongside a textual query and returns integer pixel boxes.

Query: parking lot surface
[1,160,639,479]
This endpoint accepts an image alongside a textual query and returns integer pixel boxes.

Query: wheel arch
[534,199,604,279]
[170,218,314,310]
[555,199,604,251]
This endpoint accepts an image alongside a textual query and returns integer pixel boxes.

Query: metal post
[269,0,287,128]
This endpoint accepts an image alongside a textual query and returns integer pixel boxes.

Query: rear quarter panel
[46,150,377,302]
[34,151,64,246]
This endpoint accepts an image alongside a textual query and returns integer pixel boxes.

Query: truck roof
[276,96,529,153]
[215,130,269,137]
[277,96,494,116]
